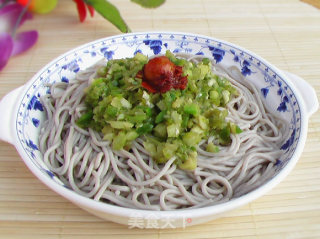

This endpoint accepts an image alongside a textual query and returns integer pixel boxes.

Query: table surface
[1,0,320,238]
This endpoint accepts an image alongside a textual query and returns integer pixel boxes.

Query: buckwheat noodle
[39,54,289,210]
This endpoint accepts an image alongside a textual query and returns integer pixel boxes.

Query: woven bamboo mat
[0,0,319,238]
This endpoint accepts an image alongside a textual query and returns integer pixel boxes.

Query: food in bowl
[0,32,317,227]
[39,50,289,210]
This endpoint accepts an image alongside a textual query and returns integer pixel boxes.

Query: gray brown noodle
[39,54,288,210]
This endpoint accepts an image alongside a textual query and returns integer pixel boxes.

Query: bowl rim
[12,31,308,220]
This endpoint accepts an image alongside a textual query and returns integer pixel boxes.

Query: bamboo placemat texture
[0,0,320,238]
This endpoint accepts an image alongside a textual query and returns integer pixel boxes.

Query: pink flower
[0,1,38,71]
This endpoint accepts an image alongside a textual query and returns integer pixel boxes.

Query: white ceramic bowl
[0,32,318,228]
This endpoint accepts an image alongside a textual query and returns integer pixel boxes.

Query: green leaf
[85,0,131,33]
[131,0,165,8]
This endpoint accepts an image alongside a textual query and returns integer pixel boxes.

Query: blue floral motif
[143,40,162,54]
[61,76,69,83]
[105,51,114,60]
[277,101,287,112]
[229,49,252,74]
[275,159,282,166]
[281,129,296,150]
[100,47,108,53]
[233,55,239,62]
[230,49,238,61]
[241,65,252,76]
[261,88,269,98]
[274,159,285,169]
[26,139,38,151]
[196,51,204,55]
[134,49,142,55]
[241,60,253,76]
[27,95,43,111]
[278,80,282,86]
[276,81,289,113]
[100,47,114,60]
[208,46,225,63]
[62,59,80,73]
[243,60,250,66]
[32,118,40,127]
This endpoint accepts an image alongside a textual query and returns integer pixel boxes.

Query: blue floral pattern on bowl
[15,32,301,187]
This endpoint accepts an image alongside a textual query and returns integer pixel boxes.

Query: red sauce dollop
[138,56,188,93]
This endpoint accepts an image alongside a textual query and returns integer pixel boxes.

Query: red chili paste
[137,56,188,93]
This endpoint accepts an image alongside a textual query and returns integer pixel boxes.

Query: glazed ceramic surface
[0,32,318,228]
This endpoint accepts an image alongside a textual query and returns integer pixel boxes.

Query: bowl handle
[283,71,319,118]
[0,85,25,145]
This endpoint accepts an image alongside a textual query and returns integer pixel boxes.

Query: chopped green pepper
[76,51,240,170]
